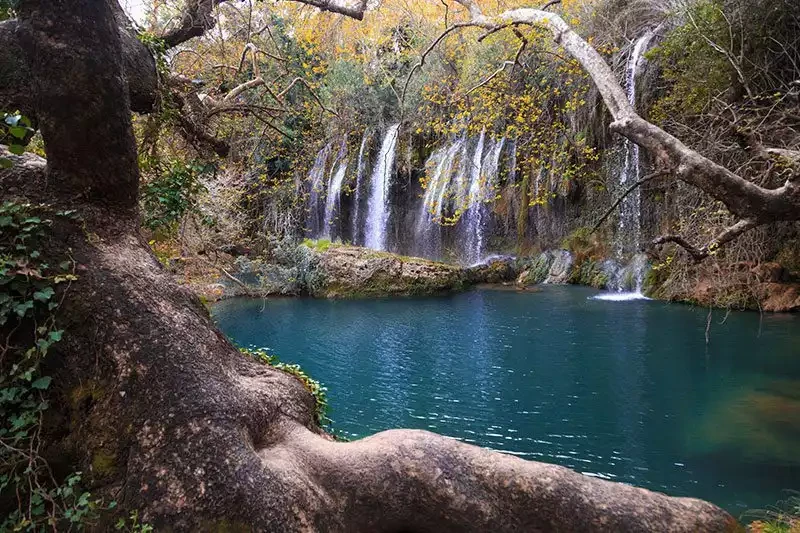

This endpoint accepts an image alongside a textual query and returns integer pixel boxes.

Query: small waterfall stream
[306,143,332,237]
[351,131,369,245]
[464,134,505,265]
[616,31,654,262]
[364,123,400,251]
[463,130,487,264]
[323,138,349,239]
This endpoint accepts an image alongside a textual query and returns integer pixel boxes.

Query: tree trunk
[0,1,739,531]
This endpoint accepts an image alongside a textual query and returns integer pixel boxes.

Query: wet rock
[750,262,790,283]
[464,256,518,284]
[516,252,555,286]
[544,250,574,284]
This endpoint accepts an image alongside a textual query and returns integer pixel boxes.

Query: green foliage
[647,0,732,121]
[235,236,328,295]
[301,237,333,252]
[0,0,16,21]
[0,201,108,530]
[141,159,212,233]
[239,346,329,426]
[115,510,154,533]
[136,31,169,76]
[744,492,800,532]
[0,112,34,168]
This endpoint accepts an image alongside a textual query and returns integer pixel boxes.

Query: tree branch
[161,0,368,48]
[591,171,670,234]
[277,77,339,116]
[653,219,759,262]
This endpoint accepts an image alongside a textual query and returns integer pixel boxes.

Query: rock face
[680,261,800,312]
[315,245,469,297]
[758,283,800,312]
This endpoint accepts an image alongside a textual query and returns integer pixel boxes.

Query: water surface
[213,286,800,515]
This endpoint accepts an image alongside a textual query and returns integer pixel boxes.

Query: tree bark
[16,0,141,207]
[0,0,740,530]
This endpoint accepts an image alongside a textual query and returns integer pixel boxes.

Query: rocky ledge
[315,246,469,297]
[181,240,800,312]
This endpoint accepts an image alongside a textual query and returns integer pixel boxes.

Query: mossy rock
[92,449,118,478]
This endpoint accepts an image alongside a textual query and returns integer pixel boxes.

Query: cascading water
[306,143,331,237]
[323,138,348,239]
[414,138,463,258]
[305,124,514,263]
[506,138,517,184]
[462,130,487,264]
[364,123,400,251]
[464,135,505,265]
[351,131,369,245]
[615,31,654,263]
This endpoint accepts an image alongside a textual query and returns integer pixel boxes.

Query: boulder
[315,245,468,297]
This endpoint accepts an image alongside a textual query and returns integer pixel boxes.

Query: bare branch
[653,219,759,262]
[591,171,670,234]
[223,77,265,101]
[277,77,339,117]
[400,22,474,108]
[161,0,368,48]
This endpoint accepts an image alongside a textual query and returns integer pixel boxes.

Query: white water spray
[351,131,369,245]
[306,143,331,237]
[323,138,348,239]
[364,123,400,251]
[616,31,654,261]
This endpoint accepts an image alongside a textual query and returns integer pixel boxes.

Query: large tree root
[2,155,738,532]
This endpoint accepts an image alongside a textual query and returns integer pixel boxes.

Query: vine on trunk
[0,200,104,530]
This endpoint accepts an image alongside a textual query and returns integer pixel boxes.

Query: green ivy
[0,0,16,21]
[0,112,34,168]
[115,510,154,533]
[0,201,113,530]
[136,31,169,77]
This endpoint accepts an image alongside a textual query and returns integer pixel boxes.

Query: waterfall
[364,123,400,251]
[507,138,517,184]
[485,137,505,187]
[414,137,465,258]
[616,31,654,260]
[351,131,369,245]
[323,138,348,239]
[464,135,505,265]
[306,143,331,237]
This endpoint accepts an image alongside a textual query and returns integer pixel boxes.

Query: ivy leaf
[31,376,51,390]
[8,144,24,156]
[13,300,33,317]
[8,126,27,139]
[33,287,54,301]
[0,157,11,169]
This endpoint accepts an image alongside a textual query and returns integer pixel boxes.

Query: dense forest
[1,0,799,530]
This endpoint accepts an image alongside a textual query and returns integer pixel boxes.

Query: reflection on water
[213,285,800,514]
